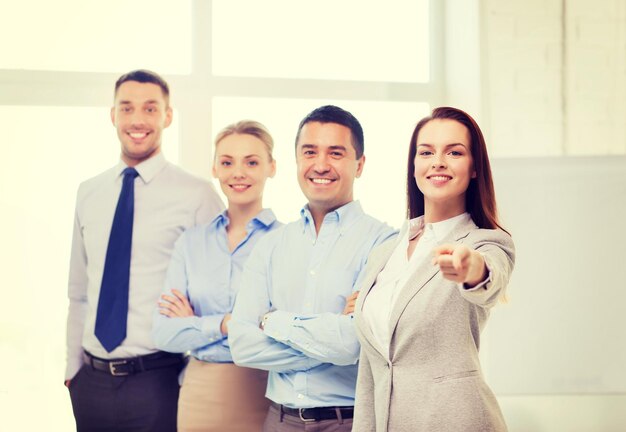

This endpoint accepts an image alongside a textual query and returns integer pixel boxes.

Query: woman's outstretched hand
[432,244,487,287]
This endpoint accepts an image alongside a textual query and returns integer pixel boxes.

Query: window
[212,0,430,82]
[0,1,440,428]
[0,106,178,429]
[0,0,192,74]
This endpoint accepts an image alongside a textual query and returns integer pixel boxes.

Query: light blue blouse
[152,208,280,362]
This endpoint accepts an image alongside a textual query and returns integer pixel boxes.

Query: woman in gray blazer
[353,107,515,432]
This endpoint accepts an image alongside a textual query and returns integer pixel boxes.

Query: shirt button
[310,270,316,276]
[297,394,304,399]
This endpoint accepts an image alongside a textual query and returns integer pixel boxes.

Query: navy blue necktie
[95,167,139,352]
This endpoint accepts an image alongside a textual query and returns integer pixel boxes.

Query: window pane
[0,0,192,74]
[0,106,178,430]
[212,0,430,82]
[212,97,429,228]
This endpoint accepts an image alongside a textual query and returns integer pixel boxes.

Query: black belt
[85,351,184,377]
[272,402,354,423]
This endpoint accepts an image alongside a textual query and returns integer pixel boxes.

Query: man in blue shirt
[229,105,397,431]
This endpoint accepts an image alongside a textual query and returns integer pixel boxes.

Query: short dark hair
[114,69,170,105]
[295,105,364,158]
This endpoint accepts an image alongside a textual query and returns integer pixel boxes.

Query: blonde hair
[214,120,274,161]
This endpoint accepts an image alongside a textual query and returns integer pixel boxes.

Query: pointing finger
[432,244,455,258]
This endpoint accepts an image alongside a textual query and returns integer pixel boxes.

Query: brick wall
[482,0,626,156]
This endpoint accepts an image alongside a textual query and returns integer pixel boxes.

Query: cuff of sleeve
[65,355,85,381]
[263,310,296,342]
[460,256,493,291]
[199,314,226,343]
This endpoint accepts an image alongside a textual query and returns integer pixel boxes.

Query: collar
[114,152,167,183]
[408,212,471,242]
[253,208,278,227]
[211,208,277,231]
[299,200,364,233]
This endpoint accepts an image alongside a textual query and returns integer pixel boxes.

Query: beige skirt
[177,357,270,432]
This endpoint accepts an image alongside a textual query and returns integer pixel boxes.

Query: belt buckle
[108,360,130,376]
[298,408,316,423]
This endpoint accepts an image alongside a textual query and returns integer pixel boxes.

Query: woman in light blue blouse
[152,120,280,432]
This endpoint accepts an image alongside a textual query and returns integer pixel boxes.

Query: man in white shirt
[65,69,223,432]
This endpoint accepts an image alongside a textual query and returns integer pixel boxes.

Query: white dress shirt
[65,152,224,379]
[362,213,471,352]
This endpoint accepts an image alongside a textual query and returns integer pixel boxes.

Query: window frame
[0,0,445,177]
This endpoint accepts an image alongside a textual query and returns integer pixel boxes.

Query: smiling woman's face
[213,133,276,209]
[414,119,476,219]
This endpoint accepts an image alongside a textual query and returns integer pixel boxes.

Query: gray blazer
[353,217,515,432]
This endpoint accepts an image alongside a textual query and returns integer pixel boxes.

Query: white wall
[444,0,484,121]
[564,0,626,155]
[482,0,564,156]
[481,0,626,157]
[474,1,626,430]
[484,156,626,432]
[499,395,626,432]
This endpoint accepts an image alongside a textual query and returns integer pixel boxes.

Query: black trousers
[68,362,180,432]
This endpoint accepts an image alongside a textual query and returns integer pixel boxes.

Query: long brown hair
[406,107,507,233]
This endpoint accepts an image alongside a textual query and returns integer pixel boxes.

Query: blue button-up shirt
[229,201,397,408]
[152,208,280,362]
